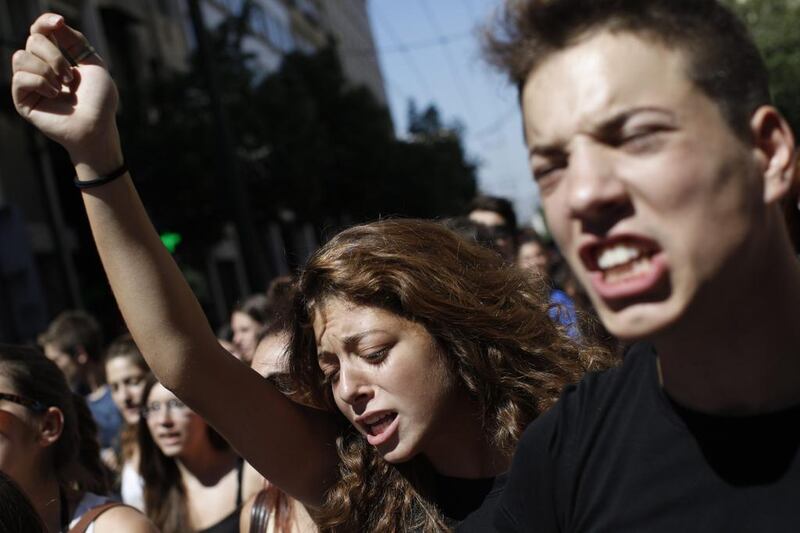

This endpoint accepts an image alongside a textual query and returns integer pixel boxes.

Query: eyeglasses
[0,392,48,414]
[141,398,189,419]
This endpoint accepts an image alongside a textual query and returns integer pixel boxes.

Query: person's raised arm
[11,13,338,506]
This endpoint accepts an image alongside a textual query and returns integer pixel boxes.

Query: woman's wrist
[70,127,125,181]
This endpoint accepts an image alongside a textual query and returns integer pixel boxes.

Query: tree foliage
[723,0,800,133]
[250,48,476,224]
[118,10,477,257]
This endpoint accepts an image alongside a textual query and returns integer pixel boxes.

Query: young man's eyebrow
[529,144,566,159]
[529,106,676,157]
[594,107,676,137]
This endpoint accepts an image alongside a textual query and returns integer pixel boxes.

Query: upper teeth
[365,413,390,425]
[597,244,644,270]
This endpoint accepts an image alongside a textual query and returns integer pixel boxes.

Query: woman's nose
[336,365,373,413]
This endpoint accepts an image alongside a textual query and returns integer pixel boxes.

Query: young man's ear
[38,407,64,448]
[750,106,797,204]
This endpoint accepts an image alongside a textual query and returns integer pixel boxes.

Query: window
[220,0,245,15]
[249,4,294,53]
[294,0,319,21]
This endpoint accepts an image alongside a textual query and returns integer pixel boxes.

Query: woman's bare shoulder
[94,504,159,532]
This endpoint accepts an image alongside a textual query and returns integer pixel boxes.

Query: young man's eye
[618,127,669,152]
[533,164,566,196]
[622,131,651,144]
[534,166,562,180]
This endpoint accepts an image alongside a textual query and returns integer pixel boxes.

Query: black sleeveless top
[197,458,245,533]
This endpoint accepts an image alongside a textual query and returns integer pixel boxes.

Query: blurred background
[0,0,796,342]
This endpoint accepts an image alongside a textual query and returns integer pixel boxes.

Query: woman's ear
[750,106,797,204]
[38,407,64,448]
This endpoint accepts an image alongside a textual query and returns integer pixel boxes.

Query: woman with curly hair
[11,14,612,531]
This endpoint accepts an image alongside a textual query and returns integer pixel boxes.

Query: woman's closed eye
[321,365,339,385]
[362,346,389,362]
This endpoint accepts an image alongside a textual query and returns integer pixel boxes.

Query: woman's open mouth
[359,411,399,446]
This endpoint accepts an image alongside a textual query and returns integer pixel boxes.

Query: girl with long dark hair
[104,334,151,510]
[0,344,156,532]
[139,376,248,532]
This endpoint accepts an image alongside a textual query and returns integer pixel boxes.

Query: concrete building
[0,0,389,341]
[199,0,388,103]
[0,0,195,342]
[319,0,387,106]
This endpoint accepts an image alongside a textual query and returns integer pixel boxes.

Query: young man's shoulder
[553,341,655,426]
[487,342,658,532]
[490,342,800,532]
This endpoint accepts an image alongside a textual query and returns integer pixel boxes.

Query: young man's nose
[566,142,632,232]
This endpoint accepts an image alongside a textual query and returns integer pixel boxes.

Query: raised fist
[11,13,119,159]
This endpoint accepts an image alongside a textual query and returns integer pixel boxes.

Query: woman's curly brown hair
[288,219,613,532]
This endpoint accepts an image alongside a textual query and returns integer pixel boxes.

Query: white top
[121,461,145,511]
[67,492,113,533]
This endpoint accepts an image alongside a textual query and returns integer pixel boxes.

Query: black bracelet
[73,163,128,189]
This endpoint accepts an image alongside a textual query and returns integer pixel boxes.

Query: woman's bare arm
[95,506,159,533]
[11,13,338,506]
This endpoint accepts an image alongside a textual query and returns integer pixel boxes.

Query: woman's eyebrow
[317,329,391,357]
[342,330,391,351]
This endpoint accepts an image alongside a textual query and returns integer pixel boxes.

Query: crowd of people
[3,0,800,531]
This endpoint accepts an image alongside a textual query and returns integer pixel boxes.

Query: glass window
[220,0,245,15]
[249,4,294,53]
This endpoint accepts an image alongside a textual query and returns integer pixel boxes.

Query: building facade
[0,0,388,341]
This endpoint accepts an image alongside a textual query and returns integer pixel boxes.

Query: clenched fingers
[12,49,63,91]
[29,13,97,66]
[10,71,59,116]
[24,32,73,84]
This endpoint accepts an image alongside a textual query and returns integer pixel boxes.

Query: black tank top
[197,458,245,533]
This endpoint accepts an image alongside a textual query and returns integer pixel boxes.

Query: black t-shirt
[436,471,507,529]
[475,342,800,532]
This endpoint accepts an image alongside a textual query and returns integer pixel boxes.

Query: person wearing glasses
[138,376,253,533]
[0,344,155,532]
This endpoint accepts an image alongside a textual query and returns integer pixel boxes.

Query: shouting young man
[468,0,800,530]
